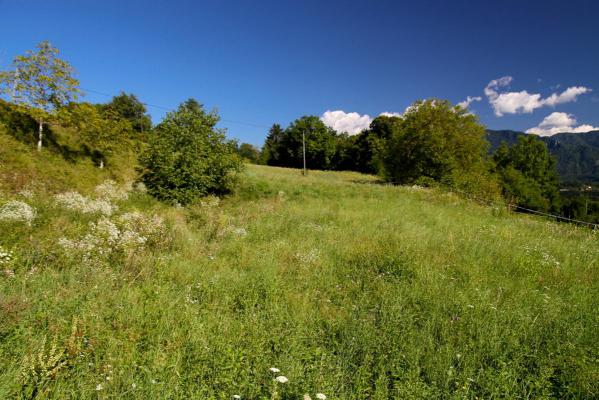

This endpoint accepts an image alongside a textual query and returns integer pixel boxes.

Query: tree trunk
[37,119,43,151]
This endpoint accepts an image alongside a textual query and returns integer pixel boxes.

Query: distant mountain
[486,129,599,184]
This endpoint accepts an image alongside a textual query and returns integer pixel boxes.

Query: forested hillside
[488,129,599,184]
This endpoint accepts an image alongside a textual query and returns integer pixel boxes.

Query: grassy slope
[0,140,598,398]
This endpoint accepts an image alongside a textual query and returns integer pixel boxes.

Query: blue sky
[1,0,598,145]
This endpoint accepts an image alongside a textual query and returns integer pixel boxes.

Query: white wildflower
[151,379,157,384]
[316,394,327,400]
[467,304,474,309]
[233,396,241,399]
[304,395,312,400]
[269,367,280,373]
[275,376,288,383]
[96,383,103,391]
[131,383,136,389]
[0,246,13,266]
[18,189,34,199]
[54,191,116,216]
[0,200,36,225]
[95,180,130,201]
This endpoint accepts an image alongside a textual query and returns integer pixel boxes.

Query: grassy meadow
[1,139,598,398]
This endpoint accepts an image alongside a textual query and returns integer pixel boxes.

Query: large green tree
[0,41,80,151]
[382,99,490,187]
[139,99,242,204]
[493,135,561,212]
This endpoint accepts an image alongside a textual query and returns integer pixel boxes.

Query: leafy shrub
[139,99,243,205]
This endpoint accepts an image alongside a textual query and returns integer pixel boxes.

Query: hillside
[1,130,598,398]
[487,129,599,184]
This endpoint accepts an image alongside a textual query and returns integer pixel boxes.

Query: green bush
[139,99,243,204]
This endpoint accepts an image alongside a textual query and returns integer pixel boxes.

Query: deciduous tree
[0,41,80,151]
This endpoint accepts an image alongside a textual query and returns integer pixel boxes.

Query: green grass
[1,153,598,398]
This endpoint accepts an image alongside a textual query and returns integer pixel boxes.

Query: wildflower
[54,191,116,216]
[131,383,136,389]
[151,379,157,384]
[316,394,327,400]
[95,180,130,201]
[304,395,312,400]
[233,396,241,399]
[0,200,36,225]
[18,189,34,199]
[96,383,103,391]
[467,304,474,309]
[269,367,280,373]
[275,376,289,383]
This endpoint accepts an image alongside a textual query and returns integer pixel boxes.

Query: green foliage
[494,136,561,212]
[261,123,285,165]
[100,92,152,134]
[139,99,243,204]
[57,102,135,167]
[237,142,260,163]
[382,99,491,191]
[0,41,80,150]
[261,117,337,170]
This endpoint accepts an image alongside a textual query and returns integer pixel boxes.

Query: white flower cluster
[95,180,131,201]
[0,200,36,226]
[54,191,116,216]
[0,246,13,266]
[59,212,166,264]
[18,189,34,199]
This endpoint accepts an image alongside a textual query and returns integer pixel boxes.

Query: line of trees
[260,100,566,216]
[1,41,593,223]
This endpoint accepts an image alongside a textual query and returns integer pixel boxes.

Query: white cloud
[321,110,372,135]
[379,112,403,117]
[457,96,482,109]
[485,76,591,117]
[526,112,599,136]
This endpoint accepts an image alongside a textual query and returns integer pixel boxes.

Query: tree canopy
[0,41,80,151]
[139,99,243,204]
[493,135,561,212]
[382,99,489,186]
[102,92,152,133]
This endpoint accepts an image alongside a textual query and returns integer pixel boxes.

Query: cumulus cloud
[485,76,591,117]
[526,112,599,136]
[457,96,482,109]
[321,110,372,135]
[379,112,403,117]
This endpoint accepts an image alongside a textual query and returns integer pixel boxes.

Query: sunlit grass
[0,160,598,398]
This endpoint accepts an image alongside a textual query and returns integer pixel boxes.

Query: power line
[80,87,271,129]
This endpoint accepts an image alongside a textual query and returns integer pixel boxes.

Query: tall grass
[0,160,597,398]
